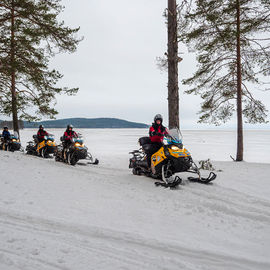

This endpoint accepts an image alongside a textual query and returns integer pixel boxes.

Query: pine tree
[158,1,188,129]
[178,0,269,161]
[0,0,81,135]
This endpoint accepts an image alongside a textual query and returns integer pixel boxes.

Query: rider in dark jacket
[1,127,10,150]
[2,127,11,142]
[147,114,168,168]
[1,127,11,150]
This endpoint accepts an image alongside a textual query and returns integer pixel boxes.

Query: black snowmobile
[55,134,99,166]
[129,128,217,188]
[0,132,22,152]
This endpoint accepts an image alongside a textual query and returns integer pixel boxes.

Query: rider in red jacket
[37,125,48,142]
[149,115,168,143]
[62,124,78,158]
[147,114,168,168]
[63,124,78,144]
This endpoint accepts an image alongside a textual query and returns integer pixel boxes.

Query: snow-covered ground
[0,129,270,270]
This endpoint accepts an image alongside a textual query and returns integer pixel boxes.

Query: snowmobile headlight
[171,146,180,151]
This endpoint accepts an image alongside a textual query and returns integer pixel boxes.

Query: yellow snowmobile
[129,128,216,188]
[55,134,99,166]
[26,134,57,158]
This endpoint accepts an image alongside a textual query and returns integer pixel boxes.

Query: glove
[150,131,163,137]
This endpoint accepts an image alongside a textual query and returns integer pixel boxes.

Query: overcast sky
[32,0,270,129]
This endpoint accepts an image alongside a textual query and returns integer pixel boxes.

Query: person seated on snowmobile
[147,114,168,168]
[62,124,78,157]
[2,127,11,141]
[37,125,49,143]
[1,127,11,149]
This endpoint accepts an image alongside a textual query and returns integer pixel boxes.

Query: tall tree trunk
[10,0,19,136]
[236,0,243,161]
[167,0,179,129]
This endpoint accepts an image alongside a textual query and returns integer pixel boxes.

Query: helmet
[39,125,44,129]
[67,124,73,130]
[3,126,8,130]
[154,114,163,123]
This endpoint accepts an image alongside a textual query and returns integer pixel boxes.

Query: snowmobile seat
[142,144,152,154]
[139,136,151,146]
[32,135,39,143]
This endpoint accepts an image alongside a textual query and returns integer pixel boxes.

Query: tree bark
[10,0,19,136]
[167,0,179,129]
[236,0,243,161]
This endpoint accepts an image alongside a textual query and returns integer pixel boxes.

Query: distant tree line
[0,120,24,129]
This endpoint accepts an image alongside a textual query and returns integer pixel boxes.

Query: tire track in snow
[0,247,69,270]
[184,183,270,222]
[0,210,184,270]
[0,209,269,270]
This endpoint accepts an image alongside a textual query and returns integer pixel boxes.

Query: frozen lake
[18,128,270,165]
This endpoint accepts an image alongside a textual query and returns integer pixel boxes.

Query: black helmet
[39,125,44,129]
[67,124,73,130]
[154,114,163,123]
[3,126,8,130]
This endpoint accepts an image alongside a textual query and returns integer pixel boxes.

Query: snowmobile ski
[187,172,217,184]
[86,152,99,165]
[155,176,182,188]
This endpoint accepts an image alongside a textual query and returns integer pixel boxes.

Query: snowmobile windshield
[45,134,55,141]
[10,134,18,140]
[12,132,19,139]
[13,131,19,140]
[74,135,84,145]
[165,128,183,145]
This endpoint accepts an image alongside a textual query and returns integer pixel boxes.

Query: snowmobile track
[1,209,270,270]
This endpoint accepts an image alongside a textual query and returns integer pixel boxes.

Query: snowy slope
[0,130,270,270]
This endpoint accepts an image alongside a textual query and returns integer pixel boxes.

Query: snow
[0,129,270,270]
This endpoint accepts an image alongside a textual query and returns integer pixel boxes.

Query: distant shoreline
[0,117,149,129]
